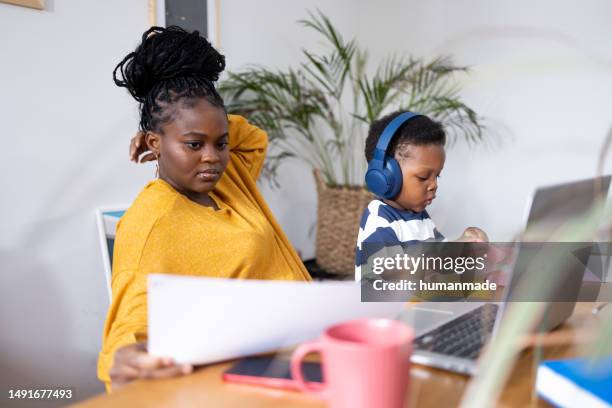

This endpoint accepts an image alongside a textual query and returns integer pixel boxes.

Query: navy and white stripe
[355,199,445,280]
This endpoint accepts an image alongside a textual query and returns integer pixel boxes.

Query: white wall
[220,0,612,255]
[1,0,611,405]
[354,0,612,240]
[0,0,152,405]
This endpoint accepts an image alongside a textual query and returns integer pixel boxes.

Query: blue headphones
[365,111,422,199]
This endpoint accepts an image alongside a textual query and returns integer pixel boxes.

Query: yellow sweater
[98,115,311,390]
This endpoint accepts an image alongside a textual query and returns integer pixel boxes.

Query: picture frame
[0,0,45,10]
[148,0,220,49]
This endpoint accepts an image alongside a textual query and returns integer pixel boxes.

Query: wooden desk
[73,303,601,408]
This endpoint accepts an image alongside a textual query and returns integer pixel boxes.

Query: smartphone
[223,355,323,391]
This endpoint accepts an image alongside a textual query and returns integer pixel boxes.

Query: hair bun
[113,26,225,102]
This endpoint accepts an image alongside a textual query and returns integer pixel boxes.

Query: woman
[99,26,311,392]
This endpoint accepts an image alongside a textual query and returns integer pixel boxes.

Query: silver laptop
[399,175,611,375]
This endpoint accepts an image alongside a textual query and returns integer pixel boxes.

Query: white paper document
[148,274,405,365]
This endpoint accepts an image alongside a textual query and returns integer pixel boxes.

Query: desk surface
[73,303,601,408]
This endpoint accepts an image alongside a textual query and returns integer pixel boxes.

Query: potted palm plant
[219,10,485,275]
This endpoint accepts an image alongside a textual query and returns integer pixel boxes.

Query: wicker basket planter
[313,169,375,276]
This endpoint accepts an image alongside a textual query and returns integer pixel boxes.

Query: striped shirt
[355,199,445,280]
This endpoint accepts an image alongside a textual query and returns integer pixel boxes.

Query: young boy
[355,111,487,280]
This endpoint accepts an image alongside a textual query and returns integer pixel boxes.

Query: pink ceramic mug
[290,318,413,408]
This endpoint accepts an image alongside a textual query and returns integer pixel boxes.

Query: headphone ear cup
[383,157,403,199]
[365,166,389,198]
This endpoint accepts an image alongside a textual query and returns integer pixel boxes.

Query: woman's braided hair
[113,26,226,133]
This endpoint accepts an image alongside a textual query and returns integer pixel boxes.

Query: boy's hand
[460,227,489,243]
[129,131,156,163]
[109,342,192,391]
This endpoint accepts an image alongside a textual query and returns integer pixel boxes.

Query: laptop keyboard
[413,304,499,360]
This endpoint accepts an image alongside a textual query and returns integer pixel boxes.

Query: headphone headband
[371,111,422,164]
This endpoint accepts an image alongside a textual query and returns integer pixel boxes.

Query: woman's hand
[109,342,192,391]
[129,131,156,163]
[459,227,489,243]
